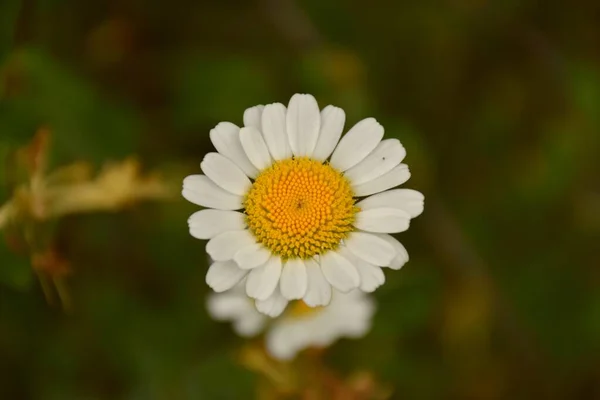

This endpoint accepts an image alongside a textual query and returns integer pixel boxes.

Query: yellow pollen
[244,157,358,260]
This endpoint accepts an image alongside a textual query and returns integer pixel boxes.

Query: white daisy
[207,286,375,360]
[183,93,423,317]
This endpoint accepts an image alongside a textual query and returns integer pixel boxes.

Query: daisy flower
[183,93,423,317]
[207,284,375,360]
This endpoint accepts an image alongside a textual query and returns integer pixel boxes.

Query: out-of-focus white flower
[206,283,268,337]
[184,93,423,317]
[207,286,376,360]
[266,289,375,360]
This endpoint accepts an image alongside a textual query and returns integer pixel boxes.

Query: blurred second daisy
[208,285,375,360]
[183,93,423,317]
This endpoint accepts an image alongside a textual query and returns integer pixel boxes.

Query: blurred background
[1,0,599,399]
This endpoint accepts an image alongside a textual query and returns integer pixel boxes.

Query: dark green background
[1,0,599,398]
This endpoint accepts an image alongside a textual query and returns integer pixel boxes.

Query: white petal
[261,103,292,160]
[319,251,360,292]
[330,117,384,171]
[339,247,384,292]
[188,210,246,240]
[354,208,411,233]
[206,260,247,292]
[206,292,249,319]
[286,94,321,157]
[345,232,395,266]
[375,234,409,270]
[246,257,283,300]
[265,323,297,360]
[234,243,272,269]
[255,288,288,317]
[210,122,259,178]
[206,230,256,261]
[353,164,411,197]
[357,189,425,218]
[182,175,243,210]
[243,105,265,130]
[302,258,332,307]
[279,258,308,300]
[201,152,251,196]
[233,314,266,337]
[239,126,273,171]
[344,139,405,186]
[357,264,385,292]
[312,105,345,161]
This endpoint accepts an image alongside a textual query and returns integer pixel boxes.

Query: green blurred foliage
[1,0,599,399]
[0,239,32,289]
[0,0,21,65]
[173,57,274,130]
[2,48,142,166]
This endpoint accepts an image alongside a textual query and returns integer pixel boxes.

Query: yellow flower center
[244,157,358,259]
[287,300,323,318]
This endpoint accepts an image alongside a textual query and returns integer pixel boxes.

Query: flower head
[208,284,375,360]
[184,94,423,317]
